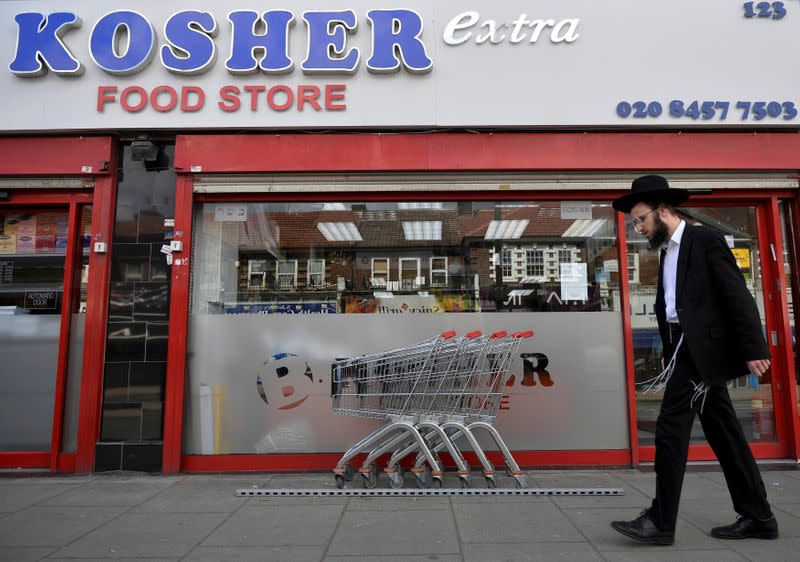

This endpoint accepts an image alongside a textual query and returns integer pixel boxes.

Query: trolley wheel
[485,477,497,489]
[432,477,443,489]
[416,468,431,489]
[335,474,345,489]
[362,464,378,489]
[344,464,356,482]
[389,470,405,489]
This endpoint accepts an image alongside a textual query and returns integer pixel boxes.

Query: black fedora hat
[612,175,690,213]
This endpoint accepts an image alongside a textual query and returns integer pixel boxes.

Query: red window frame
[0,136,117,472]
[167,132,800,473]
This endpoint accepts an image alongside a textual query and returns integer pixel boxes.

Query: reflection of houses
[190,202,620,313]
[458,203,617,284]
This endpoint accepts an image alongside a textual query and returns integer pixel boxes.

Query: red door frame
[0,136,117,472]
[166,132,800,473]
[635,196,796,462]
[787,195,800,459]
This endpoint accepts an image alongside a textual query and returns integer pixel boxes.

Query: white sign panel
[560,201,592,220]
[1,0,798,131]
[560,262,587,302]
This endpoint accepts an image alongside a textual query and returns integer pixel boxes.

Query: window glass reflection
[190,201,620,315]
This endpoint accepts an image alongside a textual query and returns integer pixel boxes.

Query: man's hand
[747,359,770,377]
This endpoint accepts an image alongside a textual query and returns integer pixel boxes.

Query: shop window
[186,199,625,456]
[399,258,421,290]
[371,258,389,288]
[307,259,325,288]
[430,257,448,287]
[627,252,639,284]
[501,248,513,278]
[248,260,267,289]
[526,249,544,277]
[276,260,297,290]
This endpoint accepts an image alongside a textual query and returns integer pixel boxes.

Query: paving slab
[202,504,344,547]
[601,549,747,561]
[681,498,800,539]
[47,559,178,562]
[724,536,800,561]
[453,500,583,543]
[0,475,95,485]
[0,547,57,561]
[261,474,340,489]
[346,496,451,511]
[462,541,605,561]
[0,506,126,547]
[701,470,800,502]
[561,507,722,552]
[179,474,273,485]
[772,502,800,518]
[327,508,459,556]
[325,554,462,562]
[184,545,324,561]
[39,480,173,507]
[244,496,348,507]
[0,483,80,512]
[134,482,249,513]
[52,512,227,559]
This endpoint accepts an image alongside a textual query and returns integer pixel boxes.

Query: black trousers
[650,323,772,531]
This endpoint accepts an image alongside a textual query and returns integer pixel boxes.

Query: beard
[647,213,670,250]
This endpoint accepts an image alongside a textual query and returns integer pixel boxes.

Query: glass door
[778,200,799,431]
[0,206,90,460]
[628,202,785,456]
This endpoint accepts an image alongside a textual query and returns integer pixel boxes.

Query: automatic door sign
[24,290,57,310]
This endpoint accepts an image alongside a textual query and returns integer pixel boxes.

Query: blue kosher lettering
[366,9,432,74]
[90,11,156,75]
[225,10,295,75]
[10,12,83,76]
[161,11,218,75]
[301,11,360,74]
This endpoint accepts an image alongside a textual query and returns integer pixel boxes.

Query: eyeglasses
[632,208,658,228]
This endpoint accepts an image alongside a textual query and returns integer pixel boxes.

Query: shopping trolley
[331,329,532,489]
[387,330,532,489]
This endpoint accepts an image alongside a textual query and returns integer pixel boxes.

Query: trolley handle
[490,330,508,339]
[440,330,457,339]
[512,330,534,339]
[466,330,482,339]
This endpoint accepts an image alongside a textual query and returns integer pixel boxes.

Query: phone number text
[616,100,797,121]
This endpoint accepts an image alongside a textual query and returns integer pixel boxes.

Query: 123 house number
[743,2,787,19]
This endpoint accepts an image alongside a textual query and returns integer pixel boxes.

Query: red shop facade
[1,1,799,474]
[1,132,798,474]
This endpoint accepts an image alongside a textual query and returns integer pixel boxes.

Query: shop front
[0,1,798,474]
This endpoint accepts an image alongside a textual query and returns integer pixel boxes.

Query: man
[610,175,778,545]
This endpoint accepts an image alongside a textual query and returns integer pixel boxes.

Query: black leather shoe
[711,515,779,540]
[611,510,675,545]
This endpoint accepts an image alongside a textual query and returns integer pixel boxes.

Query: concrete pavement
[1,467,799,561]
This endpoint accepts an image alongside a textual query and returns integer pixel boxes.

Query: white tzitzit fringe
[690,380,710,414]
[637,334,684,394]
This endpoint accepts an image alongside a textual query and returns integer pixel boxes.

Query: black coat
[655,223,770,385]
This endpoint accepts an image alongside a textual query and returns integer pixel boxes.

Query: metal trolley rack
[331,330,532,489]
